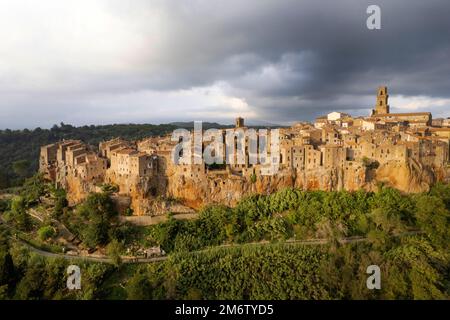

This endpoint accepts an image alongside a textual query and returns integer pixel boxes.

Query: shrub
[38,226,56,241]
[362,156,380,170]
[101,184,119,194]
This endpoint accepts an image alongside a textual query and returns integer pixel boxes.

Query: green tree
[14,257,47,299]
[75,193,118,248]
[10,196,32,231]
[0,199,10,213]
[106,239,124,267]
[0,246,15,288]
[126,271,153,300]
[12,160,30,178]
[0,170,9,190]
[414,194,450,248]
[42,258,67,299]
[383,238,448,299]
[52,188,68,218]
[20,174,46,205]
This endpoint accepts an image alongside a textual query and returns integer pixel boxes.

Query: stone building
[76,154,107,181]
[39,86,450,215]
[39,140,107,202]
[372,112,432,127]
[371,86,390,115]
[235,117,245,128]
[99,138,132,159]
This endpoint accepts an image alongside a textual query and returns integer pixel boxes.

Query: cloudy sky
[1,0,449,129]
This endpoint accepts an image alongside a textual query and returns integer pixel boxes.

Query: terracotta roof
[109,143,128,151]
[86,153,103,162]
[321,144,341,149]
[130,152,149,158]
[430,128,450,132]
[417,136,444,141]
[59,140,81,146]
[322,125,339,132]
[116,148,136,155]
[406,119,430,123]
[61,141,81,148]
[373,112,431,117]
[68,145,86,152]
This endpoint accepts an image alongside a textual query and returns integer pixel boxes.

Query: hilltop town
[39,87,450,216]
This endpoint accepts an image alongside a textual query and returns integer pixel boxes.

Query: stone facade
[39,139,107,204]
[39,86,450,215]
[371,86,390,115]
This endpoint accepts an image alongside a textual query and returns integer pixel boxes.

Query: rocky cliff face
[293,165,366,192]
[65,176,99,206]
[63,159,449,215]
[375,159,436,193]
[165,172,295,209]
[163,161,448,211]
[164,164,366,211]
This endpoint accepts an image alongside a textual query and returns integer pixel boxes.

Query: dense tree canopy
[67,193,119,248]
[0,183,449,300]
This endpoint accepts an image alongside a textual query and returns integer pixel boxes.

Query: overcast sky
[0,0,449,129]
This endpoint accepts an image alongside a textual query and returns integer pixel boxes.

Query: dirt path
[27,208,79,250]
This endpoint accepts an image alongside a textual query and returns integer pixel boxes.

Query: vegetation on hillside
[142,185,449,255]
[0,181,449,300]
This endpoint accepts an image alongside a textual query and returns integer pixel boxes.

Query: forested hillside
[1,182,449,300]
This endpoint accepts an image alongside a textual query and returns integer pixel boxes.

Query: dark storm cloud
[0,0,449,128]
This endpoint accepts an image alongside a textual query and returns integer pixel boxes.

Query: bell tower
[372,86,389,115]
[235,117,244,128]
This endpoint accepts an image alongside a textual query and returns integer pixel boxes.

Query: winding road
[15,230,423,265]
[19,242,168,264]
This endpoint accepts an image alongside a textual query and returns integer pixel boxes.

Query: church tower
[372,86,390,115]
[235,117,244,128]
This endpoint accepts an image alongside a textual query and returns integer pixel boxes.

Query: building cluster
[40,137,159,191]
[279,119,448,171]
[39,87,450,214]
[305,87,449,170]
[40,140,107,187]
